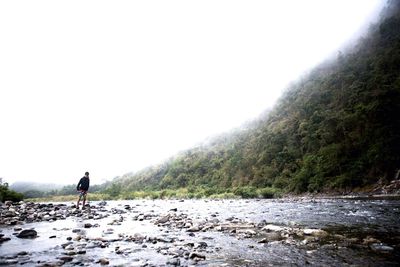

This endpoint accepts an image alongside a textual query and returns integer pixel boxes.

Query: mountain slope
[110,1,400,194]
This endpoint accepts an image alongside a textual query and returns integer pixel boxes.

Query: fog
[0,0,385,185]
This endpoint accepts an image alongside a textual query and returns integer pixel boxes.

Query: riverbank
[1,198,399,266]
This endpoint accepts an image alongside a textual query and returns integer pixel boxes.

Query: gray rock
[157,215,170,224]
[0,259,19,265]
[17,229,37,238]
[0,236,11,243]
[58,255,74,262]
[370,243,394,253]
[189,252,206,260]
[258,232,282,243]
[98,258,110,265]
[167,258,180,266]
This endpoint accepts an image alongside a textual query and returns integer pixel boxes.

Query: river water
[1,198,399,266]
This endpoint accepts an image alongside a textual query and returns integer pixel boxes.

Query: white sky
[0,0,384,185]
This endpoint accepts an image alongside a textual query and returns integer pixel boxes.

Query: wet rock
[49,235,57,239]
[0,236,11,243]
[167,258,180,266]
[258,232,282,243]
[363,236,380,245]
[84,223,92,228]
[195,241,208,248]
[61,241,73,248]
[97,258,110,265]
[58,255,74,262]
[189,252,206,261]
[65,244,75,250]
[370,243,394,253]
[262,224,284,232]
[17,251,28,256]
[103,228,114,235]
[237,229,257,236]
[303,229,328,238]
[17,229,37,238]
[36,260,65,267]
[187,225,201,232]
[66,251,77,256]
[0,259,19,265]
[157,215,170,224]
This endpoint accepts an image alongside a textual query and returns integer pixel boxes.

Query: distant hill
[10,182,64,193]
[106,0,400,194]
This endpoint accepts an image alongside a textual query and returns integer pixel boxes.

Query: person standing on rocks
[76,172,90,209]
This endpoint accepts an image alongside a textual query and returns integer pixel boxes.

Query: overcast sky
[0,0,384,185]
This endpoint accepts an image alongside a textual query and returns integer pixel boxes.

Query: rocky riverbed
[0,198,399,266]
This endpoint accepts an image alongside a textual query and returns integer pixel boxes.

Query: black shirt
[77,176,90,191]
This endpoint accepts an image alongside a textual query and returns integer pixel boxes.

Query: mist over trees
[102,0,400,195]
[6,1,399,201]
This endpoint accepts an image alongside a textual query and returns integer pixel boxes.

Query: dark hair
[85,172,89,176]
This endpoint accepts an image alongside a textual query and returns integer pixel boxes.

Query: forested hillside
[107,1,400,195]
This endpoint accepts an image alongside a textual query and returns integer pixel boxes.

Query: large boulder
[17,229,37,238]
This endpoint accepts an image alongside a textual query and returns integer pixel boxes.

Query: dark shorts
[78,190,88,199]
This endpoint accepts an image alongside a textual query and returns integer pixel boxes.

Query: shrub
[0,183,24,202]
[257,187,281,199]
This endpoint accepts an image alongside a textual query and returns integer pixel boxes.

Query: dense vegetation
[104,1,400,196]
[0,180,24,202]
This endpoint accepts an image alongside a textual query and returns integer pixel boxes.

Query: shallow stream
[1,198,399,266]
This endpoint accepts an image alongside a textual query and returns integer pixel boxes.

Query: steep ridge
[109,1,400,194]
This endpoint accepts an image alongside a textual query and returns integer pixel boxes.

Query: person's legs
[82,194,86,208]
[76,196,81,209]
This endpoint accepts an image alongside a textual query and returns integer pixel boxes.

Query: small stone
[167,258,180,266]
[370,243,394,253]
[65,244,75,250]
[303,229,328,237]
[84,223,92,228]
[98,258,110,265]
[157,215,170,224]
[262,224,284,232]
[187,226,201,232]
[189,252,206,260]
[58,256,74,262]
[258,232,282,243]
[195,241,208,248]
[66,251,77,256]
[49,235,56,239]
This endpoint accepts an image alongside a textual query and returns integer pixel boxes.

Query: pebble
[58,255,74,262]
[98,258,110,265]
